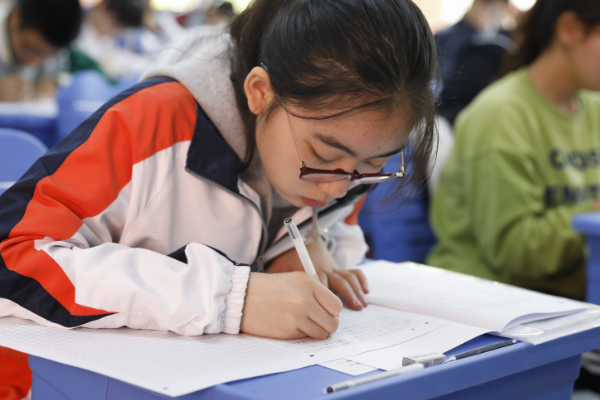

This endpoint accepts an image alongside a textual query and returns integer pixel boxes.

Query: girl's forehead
[302,106,411,132]
[295,107,412,155]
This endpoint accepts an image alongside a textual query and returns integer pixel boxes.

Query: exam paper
[319,359,377,375]
[346,322,489,370]
[361,261,587,332]
[0,305,443,397]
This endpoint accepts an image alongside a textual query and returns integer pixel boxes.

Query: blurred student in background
[204,1,235,26]
[429,0,600,300]
[435,0,517,125]
[178,1,236,28]
[142,0,184,46]
[74,0,162,80]
[430,2,600,386]
[0,0,81,102]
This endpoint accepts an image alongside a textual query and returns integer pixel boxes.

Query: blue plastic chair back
[56,71,115,141]
[0,114,57,149]
[0,128,47,195]
[358,153,437,263]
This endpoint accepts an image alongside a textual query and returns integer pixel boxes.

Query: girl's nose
[318,179,351,199]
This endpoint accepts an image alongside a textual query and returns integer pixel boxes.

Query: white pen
[284,217,320,282]
[324,363,424,393]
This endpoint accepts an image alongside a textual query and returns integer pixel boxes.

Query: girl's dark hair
[18,0,82,48]
[229,0,439,193]
[502,0,600,76]
[105,0,146,29]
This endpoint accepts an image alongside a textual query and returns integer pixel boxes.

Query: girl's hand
[265,237,369,310]
[240,272,343,339]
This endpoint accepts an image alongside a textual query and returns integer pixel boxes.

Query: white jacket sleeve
[8,237,250,336]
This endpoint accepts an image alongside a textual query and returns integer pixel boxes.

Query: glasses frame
[284,111,405,184]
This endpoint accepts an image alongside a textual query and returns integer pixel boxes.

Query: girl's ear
[555,11,586,50]
[244,67,276,116]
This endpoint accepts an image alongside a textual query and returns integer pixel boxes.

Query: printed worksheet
[0,305,444,397]
[346,322,489,370]
[361,261,587,332]
[319,358,377,376]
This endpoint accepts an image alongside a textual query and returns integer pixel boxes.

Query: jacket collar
[186,104,243,195]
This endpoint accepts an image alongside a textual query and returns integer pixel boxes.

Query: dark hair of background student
[501,0,600,76]
[229,0,439,195]
[105,0,146,29]
[17,0,82,48]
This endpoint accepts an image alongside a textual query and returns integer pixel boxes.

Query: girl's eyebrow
[371,145,405,159]
[313,132,358,157]
[313,132,404,159]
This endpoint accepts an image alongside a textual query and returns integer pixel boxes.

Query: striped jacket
[0,77,368,336]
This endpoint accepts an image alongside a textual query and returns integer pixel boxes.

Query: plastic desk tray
[573,212,600,305]
[29,326,600,400]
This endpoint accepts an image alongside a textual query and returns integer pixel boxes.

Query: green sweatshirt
[427,69,600,299]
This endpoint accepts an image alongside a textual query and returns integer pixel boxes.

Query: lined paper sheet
[361,261,587,332]
[0,305,444,397]
[346,322,489,370]
[319,359,377,375]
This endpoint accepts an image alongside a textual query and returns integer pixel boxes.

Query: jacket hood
[142,27,247,161]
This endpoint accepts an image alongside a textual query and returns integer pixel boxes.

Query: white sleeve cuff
[222,266,251,334]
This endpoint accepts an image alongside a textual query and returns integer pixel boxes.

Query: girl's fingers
[308,297,340,334]
[348,269,369,293]
[316,270,328,287]
[334,270,368,307]
[312,279,344,316]
[299,318,331,340]
[327,272,364,310]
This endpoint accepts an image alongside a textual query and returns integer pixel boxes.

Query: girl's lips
[301,197,328,208]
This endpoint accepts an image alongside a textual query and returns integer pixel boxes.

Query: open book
[360,260,587,333]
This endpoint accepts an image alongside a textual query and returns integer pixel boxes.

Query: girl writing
[0,0,437,342]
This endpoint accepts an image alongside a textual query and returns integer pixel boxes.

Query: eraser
[402,352,446,367]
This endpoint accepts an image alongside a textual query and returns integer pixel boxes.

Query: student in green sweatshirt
[427,0,600,300]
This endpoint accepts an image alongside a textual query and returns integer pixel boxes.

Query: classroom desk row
[0,71,139,148]
[29,326,600,400]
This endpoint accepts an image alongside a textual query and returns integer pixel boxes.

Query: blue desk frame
[29,326,600,400]
[573,212,600,305]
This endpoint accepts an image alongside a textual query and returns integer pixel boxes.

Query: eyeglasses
[284,111,405,184]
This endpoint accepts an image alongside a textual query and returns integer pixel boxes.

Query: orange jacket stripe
[0,78,197,323]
